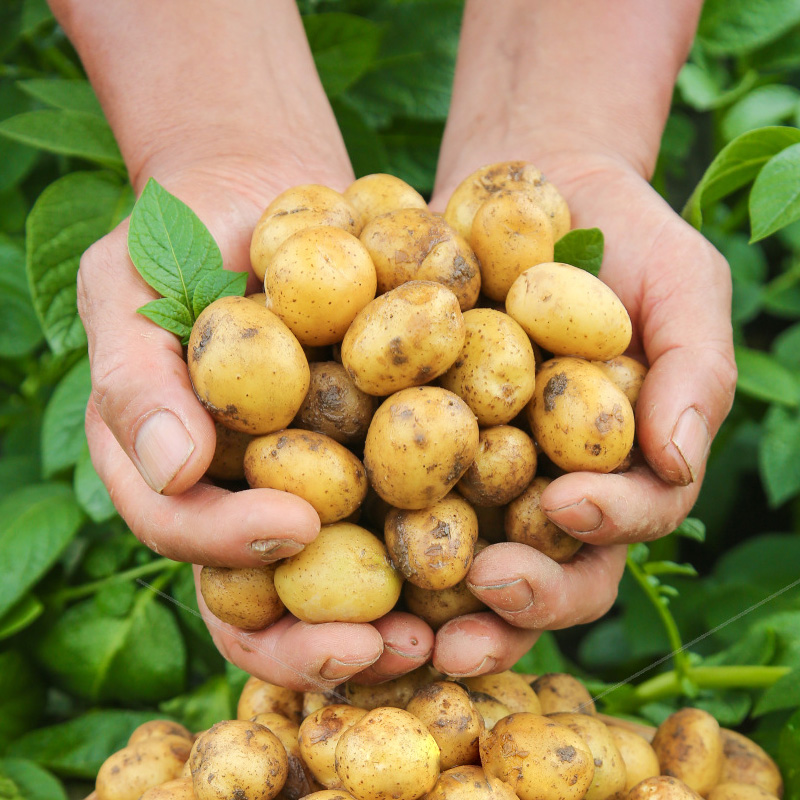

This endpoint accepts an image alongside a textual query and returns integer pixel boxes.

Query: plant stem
[50,558,178,603]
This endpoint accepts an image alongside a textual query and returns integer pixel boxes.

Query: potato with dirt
[531,673,596,715]
[718,729,783,797]
[627,776,704,800]
[344,665,439,711]
[607,725,660,791]
[344,173,428,223]
[200,564,284,631]
[461,670,541,714]
[592,355,648,411]
[236,676,303,724]
[423,765,520,800]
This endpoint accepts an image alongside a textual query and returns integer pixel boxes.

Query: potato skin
[244,429,368,524]
[439,308,537,426]
[607,725,660,791]
[127,720,193,747]
[462,671,541,715]
[719,729,783,798]
[188,295,310,435]
[199,564,284,631]
[344,666,439,711]
[273,523,403,623]
[592,355,648,411]
[506,262,632,361]
[236,676,303,725]
[532,673,596,715]
[708,784,780,800]
[341,281,465,396]
[344,173,428,224]
[139,778,195,800]
[528,357,634,473]
[423,765,519,800]
[364,386,480,510]
[206,423,252,482]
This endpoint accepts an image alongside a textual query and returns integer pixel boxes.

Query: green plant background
[2,1,800,797]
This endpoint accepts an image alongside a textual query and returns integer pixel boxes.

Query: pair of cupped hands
[79,139,736,691]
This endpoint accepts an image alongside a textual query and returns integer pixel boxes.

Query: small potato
[364,386,480,510]
[423,766,519,800]
[719,729,783,797]
[334,707,441,800]
[237,676,303,725]
[406,681,484,769]
[439,308,536,426]
[188,296,310,435]
[298,705,369,789]
[345,665,439,711]
[456,425,537,507]
[505,477,583,562]
[266,226,377,346]
[200,564,284,631]
[708,784,780,800]
[607,726,660,790]
[294,362,377,445]
[341,281,465,396]
[468,692,512,731]
[205,423,252,482]
[344,173,428,223]
[250,184,362,281]
[651,708,723,797]
[190,719,288,800]
[302,690,341,719]
[461,671,541,714]
[139,778,195,800]
[627,777,703,800]
[532,673,596,715]
[385,493,479,590]
[506,262,632,361]
[127,720,192,747]
[470,190,555,301]
[528,357,634,473]
[360,208,481,311]
[274,523,403,623]
[244,430,368,524]
[479,713,594,800]
[592,355,648,411]
[304,792,359,800]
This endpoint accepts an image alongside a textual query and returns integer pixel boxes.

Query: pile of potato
[90,669,784,800]
[189,161,646,631]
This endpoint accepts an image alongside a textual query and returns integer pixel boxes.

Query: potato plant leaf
[734,344,800,406]
[0,234,42,358]
[73,444,117,523]
[778,707,800,796]
[750,143,800,241]
[759,406,800,507]
[754,667,800,716]
[674,517,707,542]
[137,297,194,344]
[697,0,800,56]
[192,270,248,319]
[0,593,44,641]
[552,228,604,276]
[17,78,103,116]
[0,652,45,753]
[0,759,67,800]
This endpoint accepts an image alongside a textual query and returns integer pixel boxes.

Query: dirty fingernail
[669,407,710,486]
[447,656,498,679]
[467,577,534,613]
[249,539,305,561]
[544,498,603,534]
[320,656,380,681]
[134,409,194,493]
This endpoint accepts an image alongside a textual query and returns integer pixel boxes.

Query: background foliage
[1,1,800,797]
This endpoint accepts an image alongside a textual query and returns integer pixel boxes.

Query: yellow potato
[344,173,428,223]
[139,778,195,800]
[592,355,648,411]
[527,357,634,473]
[250,184,362,281]
[439,308,536,426]
[628,777,703,800]
[719,729,784,797]
[607,725,660,791]
[344,666,440,711]
[462,671,541,714]
[532,673,596,715]
[188,295,310,435]
[360,208,481,310]
[236,676,303,725]
[244,429,368,524]
[505,262,632,361]
[299,705,369,789]
[127,720,192,747]
[456,425,537,507]
[303,792,358,800]
[274,523,403,623]
[205,423,251,482]
[468,692,512,731]
[302,690,341,719]
[341,281,465,396]
[199,564,284,631]
[364,386,480,509]
[423,765,519,800]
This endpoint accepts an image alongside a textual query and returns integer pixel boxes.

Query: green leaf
[0,110,122,168]
[676,63,757,112]
[73,444,117,523]
[682,126,800,229]
[773,322,800,371]
[760,407,800,507]
[192,270,248,319]
[0,483,84,620]
[159,675,234,733]
[41,356,90,477]
[137,297,194,344]
[7,710,165,779]
[674,517,707,542]
[332,99,389,180]
[693,692,752,727]
[17,79,103,116]
[735,345,800,406]
[722,85,800,142]
[553,228,604,276]
[750,143,800,241]
[697,0,800,55]
[379,119,444,196]
[0,593,44,640]
[778,707,800,796]
[512,631,567,676]
[0,652,45,753]
[753,25,800,71]
[304,13,382,97]
[0,83,38,194]
[0,187,27,234]
[0,759,67,800]
[27,170,134,354]
[754,667,800,716]
[0,234,42,358]
[642,561,698,578]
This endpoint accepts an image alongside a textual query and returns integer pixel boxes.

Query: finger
[465,542,627,630]
[88,402,320,565]
[432,612,539,677]
[194,566,384,692]
[353,612,435,684]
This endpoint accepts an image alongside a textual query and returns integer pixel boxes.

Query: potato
[406,681,484,769]
[592,355,648,411]
[505,477,583,562]
[628,777,703,800]
[607,726,660,790]
[199,564,284,631]
[344,173,428,223]
[244,429,368,524]
[294,362,377,445]
[461,671,541,714]
[302,690,341,719]
[651,708,723,797]
[341,281,465,396]
[127,720,193,747]
[190,719,288,800]
[385,493,479,590]
[237,676,303,725]
[479,713,594,800]
[364,386,480,510]
[139,778,195,800]
[344,666,440,711]
[470,190,555,301]
[188,295,310,435]
[548,712,627,800]
[708,784,780,800]
[439,308,536,426]
[334,707,441,800]
[360,208,481,311]
[527,357,634,473]
[274,522,403,623]
[265,226,377,346]
[468,692,512,731]
[303,792,359,800]
[456,425,537,507]
[250,184,362,281]
[505,262,632,361]
[423,766,519,800]
[298,705,369,789]
[719,729,783,798]
[532,673,596,715]
[206,423,252,482]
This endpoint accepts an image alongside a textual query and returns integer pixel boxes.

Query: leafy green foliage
[552,228,604,276]
[0,759,67,800]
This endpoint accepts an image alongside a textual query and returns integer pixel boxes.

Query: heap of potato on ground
[92,667,784,800]
[189,161,646,631]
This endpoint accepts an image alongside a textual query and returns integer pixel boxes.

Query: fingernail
[249,539,305,561]
[544,498,603,535]
[319,656,380,681]
[447,656,498,679]
[669,407,710,486]
[134,410,194,493]
[467,577,534,613]
[368,644,433,678]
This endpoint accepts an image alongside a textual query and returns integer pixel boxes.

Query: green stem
[50,558,178,603]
